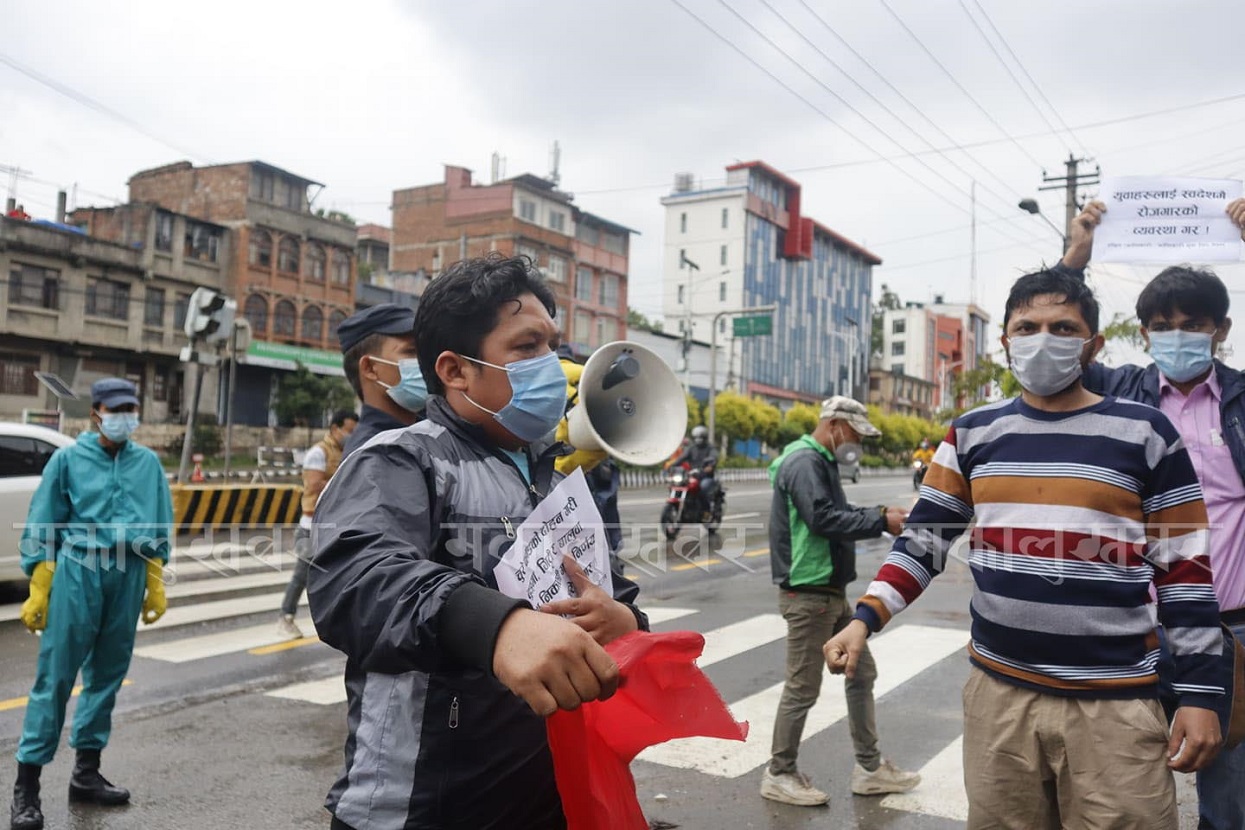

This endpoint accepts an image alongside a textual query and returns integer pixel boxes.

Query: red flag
[546,630,749,830]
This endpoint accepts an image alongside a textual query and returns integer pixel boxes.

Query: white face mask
[1008,332,1092,397]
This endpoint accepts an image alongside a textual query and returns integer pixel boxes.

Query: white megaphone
[567,341,688,467]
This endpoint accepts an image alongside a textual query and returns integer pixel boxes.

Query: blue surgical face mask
[1148,330,1215,383]
[460,351,568,443]
[372,357,428,413]
[99,412,140,443]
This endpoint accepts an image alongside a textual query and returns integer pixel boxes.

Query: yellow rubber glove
[142,559,167,625]
[20,561,55,633]
[554,358,609,476]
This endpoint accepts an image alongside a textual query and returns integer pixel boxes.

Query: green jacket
[768,434,885,591]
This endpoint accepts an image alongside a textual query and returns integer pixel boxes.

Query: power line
[755,0,1036,235]
[0,51,212,163]
[876,0,1044,169]
[966,0,1087,155]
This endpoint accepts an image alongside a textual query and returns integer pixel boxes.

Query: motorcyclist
[912,439,934,467]
[667,425,721,517]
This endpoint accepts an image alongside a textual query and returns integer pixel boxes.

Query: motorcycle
[912,459,928,490]
[660,463,725,540]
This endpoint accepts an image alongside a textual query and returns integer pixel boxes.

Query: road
[0,473,1201,828]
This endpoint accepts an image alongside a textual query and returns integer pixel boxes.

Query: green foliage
[864,404,945,463]
[315,208,356,225]
[713,391,756,449]
[871,283,903,355]
[752,398,782,446]
[194,414,223,457]
[358,260,375,283]
[275,364,356,428]
[784,402,820,435]
[628,307,662,333]
[686,392,704,432]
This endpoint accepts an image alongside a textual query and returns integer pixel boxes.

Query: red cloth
[546,630,748,830]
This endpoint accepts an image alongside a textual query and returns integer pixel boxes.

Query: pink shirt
[1160,371,1245,611]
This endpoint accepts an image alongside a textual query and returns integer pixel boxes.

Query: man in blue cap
[337,303,424,458]
[11,378,173,830]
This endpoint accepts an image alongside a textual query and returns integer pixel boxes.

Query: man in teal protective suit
[10,378,173,830]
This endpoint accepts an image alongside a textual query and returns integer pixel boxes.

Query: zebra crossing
[0,547,979,824]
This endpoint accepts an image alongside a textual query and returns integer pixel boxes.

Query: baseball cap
[91,378,140,409]
[336,304,416,353]
[819,395,881,437]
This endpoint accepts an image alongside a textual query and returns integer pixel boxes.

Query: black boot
[68,749,129,806]
[9,762,43,830]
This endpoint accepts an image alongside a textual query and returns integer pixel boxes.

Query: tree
[275,364,357,443]
[627,307,662,333]
[315,208,356,225]
[750,397,782,446]
[713,391,756,454]
[686,392,704,432]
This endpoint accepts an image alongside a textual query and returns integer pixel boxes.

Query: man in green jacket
[762,396,916,807]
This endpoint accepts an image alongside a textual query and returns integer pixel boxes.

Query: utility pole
[708,305,777,444]
[679,252,700,391]
[1038,154,1100,252]
[970,180,977,305]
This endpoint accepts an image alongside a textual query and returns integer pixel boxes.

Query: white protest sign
[1096,176,1243,263]
[493,467,614,607]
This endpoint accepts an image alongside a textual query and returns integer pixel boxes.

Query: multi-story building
[660,161,879,405]
[1,212,223,424]
[880,302,980,411]
[867,356,937,420]
[356,223,391,282]
[92,161,360,425]
[390,166,632,351]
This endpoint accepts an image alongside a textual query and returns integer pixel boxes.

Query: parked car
[0,423,76,584]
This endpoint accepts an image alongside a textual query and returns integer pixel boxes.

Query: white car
[0,423,76,584]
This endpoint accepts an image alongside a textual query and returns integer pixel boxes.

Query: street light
[1018,198,1068,252]
[828,321,862,401]
[708,304,777,444]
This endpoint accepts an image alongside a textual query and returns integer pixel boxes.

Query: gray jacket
[309,396,646,830]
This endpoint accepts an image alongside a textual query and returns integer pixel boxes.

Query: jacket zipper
[448,696,459,729]
[500,517,515,540]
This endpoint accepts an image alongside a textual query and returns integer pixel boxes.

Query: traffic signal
[183,287,236,343]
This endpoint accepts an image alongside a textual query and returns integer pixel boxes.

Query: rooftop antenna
[490,152,504,184]
[549,140,561,187]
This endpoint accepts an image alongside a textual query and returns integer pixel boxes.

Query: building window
[892,318,906,335]
[891,363,904,375]
[519,199,536,222]
[7,264,60,310]
[328,309,347,347]
[576,223,599,247]
[549,211,566,232]
[891,342,905,356]
[152,367,168,402]
[869,376,881,393]
[278,237,300,274]
[155,212,174,252]
[0,353,40,396]
[573,311,592,344]
[250,169,275,202]
[719,281,726,302]
[720,244,728,266]
[599,274,619,308]
[332,250,350,285]
[602,232,625,256]
[595,316,610,347]
[575,266,593,302]
[249,229,273,268]
[546,256,567,283]
[517,243,538,265]
[184,223,220,263]
[302,305,324,342]
[721,207,729,229]
[273,299,296,337]
[85,278,130,321]
[174,292,192,329]
[244,295,269,334]
[680,213,687,233]
[144,288,166,327]
[307,244,326,281]
[677,285,685,305]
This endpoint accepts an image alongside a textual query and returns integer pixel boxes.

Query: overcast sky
[4,0,1244,365]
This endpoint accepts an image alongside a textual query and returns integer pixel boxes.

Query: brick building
[89,160,359,425]
[1,212,224,425]
[391,166,632,350]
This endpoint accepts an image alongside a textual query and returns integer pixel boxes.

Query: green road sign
[733,315,774,337]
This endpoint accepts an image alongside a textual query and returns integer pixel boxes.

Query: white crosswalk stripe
[637,623,969,778]
[881,735,969,821]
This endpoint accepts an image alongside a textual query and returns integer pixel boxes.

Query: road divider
[170,483,302,533]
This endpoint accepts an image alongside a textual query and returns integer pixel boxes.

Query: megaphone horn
[567,341,688,467]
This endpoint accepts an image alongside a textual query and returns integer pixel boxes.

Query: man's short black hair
[1004,268,1100,334]
[415,254,557,395]
[342,333,385,400]
[330,410,358,429]
[1135,265,1229,327]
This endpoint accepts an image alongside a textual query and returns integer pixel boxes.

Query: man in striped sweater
[825,269,1225,828]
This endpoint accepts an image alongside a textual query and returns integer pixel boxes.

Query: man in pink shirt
[1061,196,1245,830]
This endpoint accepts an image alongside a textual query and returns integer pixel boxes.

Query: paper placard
[1096,176,1243,263]
[494,467,614,607]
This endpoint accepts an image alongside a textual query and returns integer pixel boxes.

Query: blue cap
[337,303,416,353]
[91,378,140,409]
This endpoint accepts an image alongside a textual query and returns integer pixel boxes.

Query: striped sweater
[854,395,1225,707]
